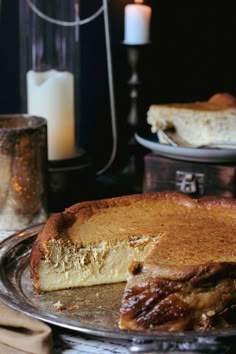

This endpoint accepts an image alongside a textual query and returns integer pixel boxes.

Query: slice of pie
[147,93,236,147]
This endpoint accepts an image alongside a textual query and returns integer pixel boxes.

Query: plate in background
[135,133,236,163]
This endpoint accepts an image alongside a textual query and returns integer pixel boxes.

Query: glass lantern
[19,0,80,161]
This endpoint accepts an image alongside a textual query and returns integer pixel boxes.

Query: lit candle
[124,1,152,45]
[27,69,76,161]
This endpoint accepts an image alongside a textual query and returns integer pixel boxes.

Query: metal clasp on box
[175,171,205,195]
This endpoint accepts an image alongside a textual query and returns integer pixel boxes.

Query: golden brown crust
[149,93,236,112]
[65,191,194,215]
[208,92,236,108]
[128,260,236,283]
[64,192,199,245]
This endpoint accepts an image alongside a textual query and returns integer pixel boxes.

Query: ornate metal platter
[0,224,236,353]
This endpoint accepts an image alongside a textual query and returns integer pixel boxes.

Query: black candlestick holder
[121,43,150,192]
[126,44,141,129]
[124,43,150,132]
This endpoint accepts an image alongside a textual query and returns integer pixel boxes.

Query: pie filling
[37,235,159,291]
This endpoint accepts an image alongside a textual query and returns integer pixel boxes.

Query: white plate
[135,133,236,163]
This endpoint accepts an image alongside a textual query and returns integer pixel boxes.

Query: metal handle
[175,171,205,196]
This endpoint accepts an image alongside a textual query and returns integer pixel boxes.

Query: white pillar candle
[124,3,152,45]
[27,69,76,161]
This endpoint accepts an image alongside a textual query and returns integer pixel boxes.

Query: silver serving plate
[0,224,236,353]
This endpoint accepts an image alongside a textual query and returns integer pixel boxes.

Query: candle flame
[134,0,143,4]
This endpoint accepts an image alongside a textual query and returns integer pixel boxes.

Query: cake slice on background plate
[147,93,236,148]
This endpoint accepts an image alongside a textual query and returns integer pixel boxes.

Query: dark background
[1,0,236,174]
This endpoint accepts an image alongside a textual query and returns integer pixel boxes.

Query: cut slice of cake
[119,196,236,331]
[147,93,236,147]
[31,192,190,292]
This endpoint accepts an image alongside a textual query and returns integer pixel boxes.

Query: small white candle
[124,3,152,45]
[27,69,76,161]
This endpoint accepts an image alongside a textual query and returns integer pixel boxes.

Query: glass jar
[19,0,80,161]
